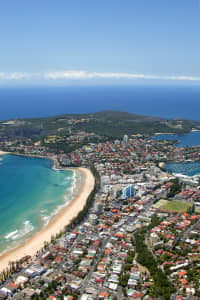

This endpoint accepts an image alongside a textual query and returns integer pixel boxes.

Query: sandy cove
[0,167,95,271]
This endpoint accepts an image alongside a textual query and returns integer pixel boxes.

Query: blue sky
[0,0,200,85]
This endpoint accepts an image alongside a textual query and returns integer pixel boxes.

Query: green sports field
[162,200,191,213]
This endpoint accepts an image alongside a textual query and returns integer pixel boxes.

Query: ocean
[0,154,82,254]
[0,85,200,121]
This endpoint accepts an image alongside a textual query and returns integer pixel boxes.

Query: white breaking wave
[40,200,70,227]
[4,220,34,241]
[40,170,81,227]
[52,166,60,172]
[5,230,18,239]
[173,173,189,178]
[41,215,51,226]
[40,209,51,226]
[40,209,47,214]
[59,176,71,186]
[68,170,77,194]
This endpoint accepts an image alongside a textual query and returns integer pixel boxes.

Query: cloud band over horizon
[0,70,200,82]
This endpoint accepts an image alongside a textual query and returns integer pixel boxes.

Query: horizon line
[0,70,200,83]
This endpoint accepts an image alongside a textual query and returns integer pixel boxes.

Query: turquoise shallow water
[153,131,200,148]
[0,154,81,254]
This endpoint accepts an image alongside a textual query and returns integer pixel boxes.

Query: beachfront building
[90,214,98,225]
[95,202,103,214]
[58,237,68,248]
[123,134,128,144]
[122,184,135,200]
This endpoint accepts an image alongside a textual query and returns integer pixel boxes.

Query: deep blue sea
[0,85,200,121]
[0,154,81,254]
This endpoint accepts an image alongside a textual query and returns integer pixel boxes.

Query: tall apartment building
[122,184,135,200]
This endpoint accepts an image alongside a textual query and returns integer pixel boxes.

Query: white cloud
[0,72,37,80]
[44,70,161,80]
[165,75,200,81]
[0,70,200,82]
[44,70,91,80]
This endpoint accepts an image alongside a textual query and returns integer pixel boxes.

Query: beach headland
[0,167,95,272]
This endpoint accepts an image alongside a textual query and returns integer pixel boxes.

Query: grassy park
[154,199,192,213]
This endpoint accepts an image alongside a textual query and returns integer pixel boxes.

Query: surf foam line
[4,220,34,241]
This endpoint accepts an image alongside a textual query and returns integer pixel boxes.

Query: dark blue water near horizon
[0,85,200,121]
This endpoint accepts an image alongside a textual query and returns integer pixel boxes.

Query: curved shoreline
[0,167,95,271]
[0,151,60,169]
[164,160,200,178]
[0,151,9,155]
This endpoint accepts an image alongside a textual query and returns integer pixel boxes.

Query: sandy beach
[0,167,95,271]
[0,151,9,155]
[154,132,173,136]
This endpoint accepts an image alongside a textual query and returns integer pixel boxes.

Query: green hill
[0,110,200,140]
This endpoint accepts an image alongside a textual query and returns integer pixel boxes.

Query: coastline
[0,167,95,271]
[0,151,9,155]
[164,160,200,178]
[154,129,200,137]
[1,151,60,169]
[154,132,173,136]
[191,129,200,132]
